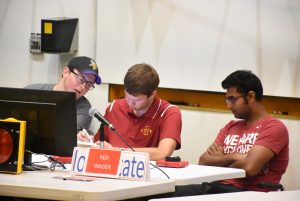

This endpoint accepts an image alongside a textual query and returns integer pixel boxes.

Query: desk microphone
[89,108,116,131]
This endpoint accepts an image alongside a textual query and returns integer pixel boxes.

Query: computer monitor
[0,87,77,166]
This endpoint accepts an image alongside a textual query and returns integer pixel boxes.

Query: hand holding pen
[77,127,94,143]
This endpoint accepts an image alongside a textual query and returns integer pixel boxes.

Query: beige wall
[97,0,300,97]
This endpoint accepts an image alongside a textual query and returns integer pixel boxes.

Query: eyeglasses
[69,68,95,90]
[225,95,243,104]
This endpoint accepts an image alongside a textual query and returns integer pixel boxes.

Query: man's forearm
[134,147,173,161]
[198,152,243,167]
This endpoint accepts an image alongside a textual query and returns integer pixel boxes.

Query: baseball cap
[67,56,101,85]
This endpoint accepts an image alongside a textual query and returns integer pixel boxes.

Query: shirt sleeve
[254,119,289,155]
[159,106,182,149]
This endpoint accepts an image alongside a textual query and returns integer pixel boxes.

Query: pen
[81,127,93,144]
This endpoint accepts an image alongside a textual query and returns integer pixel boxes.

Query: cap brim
[81,70,101,85]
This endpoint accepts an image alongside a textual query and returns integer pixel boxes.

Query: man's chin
[74,90,83,99]
[233,113,241,119]
[234,114,244,120]
[75,92,81,100]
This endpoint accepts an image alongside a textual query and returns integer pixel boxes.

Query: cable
[114,130,135,152]
[48,156,67,170]
[23,150,66,171]
[113,129,170,179]
[150,162,170,179]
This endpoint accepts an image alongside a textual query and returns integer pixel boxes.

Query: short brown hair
[124,63,160,97]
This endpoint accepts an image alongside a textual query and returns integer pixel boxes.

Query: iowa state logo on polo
[141,126,152,136]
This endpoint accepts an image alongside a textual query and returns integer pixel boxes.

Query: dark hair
[221,70,263,101]
[124,63,160,97]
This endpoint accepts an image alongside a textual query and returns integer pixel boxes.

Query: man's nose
[226,102,232,109]
[127,99,134,106]
[79,83,86,90]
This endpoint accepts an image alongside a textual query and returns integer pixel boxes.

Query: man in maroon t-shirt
[175,70,289,196]
[78,63,182,161]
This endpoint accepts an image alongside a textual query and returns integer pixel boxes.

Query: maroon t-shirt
[215,116,289,191]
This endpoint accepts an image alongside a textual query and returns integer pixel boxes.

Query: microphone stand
[99,123,104,149]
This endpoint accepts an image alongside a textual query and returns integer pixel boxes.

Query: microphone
[89,108,116,131]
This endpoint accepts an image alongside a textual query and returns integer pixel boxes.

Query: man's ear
[247,91,256,103]
[151,90,157,97]
[62,67,70,77]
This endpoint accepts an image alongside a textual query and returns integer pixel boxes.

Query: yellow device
[0,118,26,174]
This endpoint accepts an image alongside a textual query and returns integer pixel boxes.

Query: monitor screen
[0,87,77,162]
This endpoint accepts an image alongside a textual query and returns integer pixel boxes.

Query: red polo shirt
[94,97,182,149]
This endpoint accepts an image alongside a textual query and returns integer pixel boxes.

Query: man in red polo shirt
[78,63,182,161]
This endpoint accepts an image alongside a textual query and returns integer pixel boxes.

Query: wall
[97,0,300,97]
[0,0,299,190]
[0,0,97,87]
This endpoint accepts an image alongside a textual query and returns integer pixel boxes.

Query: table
[0,156,245,200]
[149,190,300,201]
[151,164,246,186]
[0,169,174,201]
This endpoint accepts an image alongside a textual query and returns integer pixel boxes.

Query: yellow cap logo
[89,60,98,70]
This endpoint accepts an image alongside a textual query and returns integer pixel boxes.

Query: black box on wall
[41,17,78,53]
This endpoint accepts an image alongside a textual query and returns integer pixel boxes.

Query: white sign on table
[70,147,150,181]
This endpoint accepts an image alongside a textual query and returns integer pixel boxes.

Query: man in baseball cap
[25,56,102,132]
[67,56,101,85]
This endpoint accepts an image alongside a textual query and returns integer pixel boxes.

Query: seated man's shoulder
[163,100,181,110]
[106,99,126,111]
[77,96,91,107]
[262,116,288,130]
